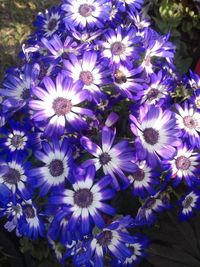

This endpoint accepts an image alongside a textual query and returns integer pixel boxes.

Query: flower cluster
[0,0,200,266]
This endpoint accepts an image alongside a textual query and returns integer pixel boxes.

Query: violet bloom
[175,102,200,148]
[49,166,115,234]
[100,26,141,65]
[165,144,200,187]
[130,104,181,166]
[63,51,110,102]
[62,0,110,29]
[30,73,93,136]
[80,126,136,190]
[141,29,175,74]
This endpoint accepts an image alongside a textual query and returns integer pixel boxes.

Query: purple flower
[128,160,159,198]
[0,64,40,113]
[49,166,115,234]
[80,126,136,190]
[117,0,144,13]
[74,216,136,267]
[99,26,142,65]
[165,144,200,187]
[179,190,200,221]
[29,73,93,136]
[112,64,144,99]
[141,29,175,74]
[34,6,63,38]
[175,102,200,148]
[63,51,110,102]
[0,155,31,200]
[62,0,110,29]
[28,138,73,196]
[130,104,181,166]
[41,34,81,63]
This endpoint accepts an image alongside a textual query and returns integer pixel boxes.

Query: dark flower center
[143,127,159,145]
[145,197,156,209]
[99,152,111,165]
[182,196,193,209]
[49,159,64,177]
[48,18,58,31]
[97,231,113,246]
[133,168,145,181]
[183,116,197,129]
[52,97,72,116]
[10,135,24,148]
[111,42,126,55]
[24,205,35,218]
[147,88,159,101]
[74,188,93,208]
[3,168,21,185]
[79,71,94,86]
[21,89,31,100]
[175,156,191,170]
[79,4,94,17]
[114,69,127,84]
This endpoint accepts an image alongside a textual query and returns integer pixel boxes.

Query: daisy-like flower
[141,29,175,74]
[0,119,34,157]
[128,160,159,198]
[179,190,200,221]
[80,126,136,190]
[130,104,181,166]
[166,144,200,187]
[128,11,150,33]
[112,64,144,99]
[19,199,45,240]
[28,138,73,196]
[34,7,62,38]
[74,216,136,267]
[0,64,39,113]
[29,73,93,136]
[175,102,200,148]
[100,26,141,65]
[49,166,115,234]
[63,51,110,102]
[0,155,31,200]
[136,192,168,225]
[138,70,174,106]
[112,234,148,267]
[62,0,110,29]
[41,34,81,63]
[0,197,44,239]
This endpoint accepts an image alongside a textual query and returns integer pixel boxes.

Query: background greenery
[0,0,200,266]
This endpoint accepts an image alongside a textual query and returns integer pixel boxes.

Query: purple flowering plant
[0,0,200,266]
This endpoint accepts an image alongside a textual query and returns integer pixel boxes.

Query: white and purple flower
[30,73,93,136]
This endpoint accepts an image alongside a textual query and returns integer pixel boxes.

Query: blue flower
[0,119,35,157]
[128,160,159,198]
[164,144,200,187]
[99,26,142,65]
[111,234,148,267]
[63,51,111,102]
[175,101,200,148]
[0,155,31,200]
[49,166,115,234]
[34,6,63,38]
[0,64,40,113]
[179,190,200,221]
[130,104,181,166]
[29,73,93,136]
[62,0,111,29]
[74,216,136,267]
[117,0,144,13]
[80,126,136,190]
[28,138,74,196]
